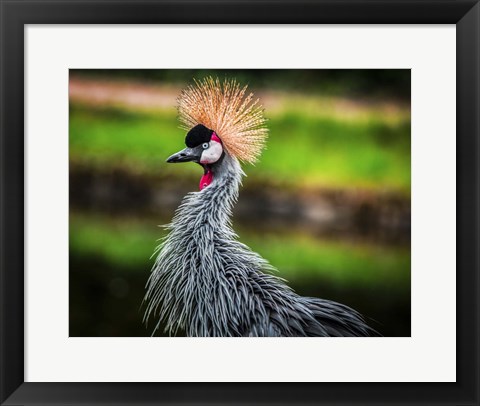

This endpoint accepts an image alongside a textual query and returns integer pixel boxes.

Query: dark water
[70,165,411,245]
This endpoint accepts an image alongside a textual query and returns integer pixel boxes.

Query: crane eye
[202,142,209,149]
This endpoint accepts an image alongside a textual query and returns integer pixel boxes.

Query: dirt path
[69,75,409,121]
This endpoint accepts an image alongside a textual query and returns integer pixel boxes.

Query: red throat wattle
[199,132,221,190]
[199,168,213,190]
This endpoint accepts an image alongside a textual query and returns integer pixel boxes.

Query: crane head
[166,124,224,190]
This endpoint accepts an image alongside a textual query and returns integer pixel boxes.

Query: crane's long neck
[173,154,244,228]
[144,154,244,335]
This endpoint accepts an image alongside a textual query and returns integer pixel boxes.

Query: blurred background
[69,69,411,337]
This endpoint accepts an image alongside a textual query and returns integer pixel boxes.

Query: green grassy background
[70,102,410,191]
[70,213,410,289]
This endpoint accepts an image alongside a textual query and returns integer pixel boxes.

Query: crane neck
[167,154,244,235]
[198,154,244,217]
[196,154,245,227]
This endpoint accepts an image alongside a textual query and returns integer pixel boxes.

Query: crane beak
[166,147,202,163]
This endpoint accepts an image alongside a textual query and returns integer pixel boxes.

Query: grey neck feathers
[144,154,247,336]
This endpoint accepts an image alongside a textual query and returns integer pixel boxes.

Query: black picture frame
[1,1,479,405]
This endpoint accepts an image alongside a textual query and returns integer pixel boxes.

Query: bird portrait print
[143,77,379,337]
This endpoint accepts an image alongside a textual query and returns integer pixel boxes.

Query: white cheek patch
[200,141,223,164]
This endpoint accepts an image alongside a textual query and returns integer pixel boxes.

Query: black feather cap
[185,124,214,148]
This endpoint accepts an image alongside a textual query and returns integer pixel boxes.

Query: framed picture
[1,1,478,405]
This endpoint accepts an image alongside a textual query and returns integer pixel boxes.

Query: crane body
[144,78,378,337]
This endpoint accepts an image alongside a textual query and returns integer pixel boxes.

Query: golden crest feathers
[177,77,268,163]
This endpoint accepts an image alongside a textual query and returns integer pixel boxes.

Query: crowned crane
[144,77,378,337]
